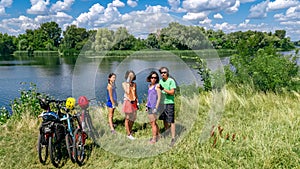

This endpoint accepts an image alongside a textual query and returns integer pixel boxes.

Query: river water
[0,53,229,110]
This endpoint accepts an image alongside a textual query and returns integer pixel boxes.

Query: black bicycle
[37,98,65,167]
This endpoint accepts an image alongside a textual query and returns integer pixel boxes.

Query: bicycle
[60,97,78,163]
[37,97,65,167]
[77,96,98,142]
[72,96,97,165]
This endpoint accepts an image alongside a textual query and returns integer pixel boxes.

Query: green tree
[0,33,17,55]
[60,25,89,52]
[39,22,62,49]
[113,27,136,50]
[145,33,160,49]
[93,28,114,51]
[226,43,299,92]
[274,30,286,39]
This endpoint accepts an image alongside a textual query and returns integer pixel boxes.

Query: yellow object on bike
[66,97,76,110]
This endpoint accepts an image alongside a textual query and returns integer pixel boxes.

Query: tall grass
[1,85,300,168]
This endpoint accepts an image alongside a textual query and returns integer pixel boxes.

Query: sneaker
[149,138,156,144]
[111,130,116,134]
[170,138,175,147]
[127,134,135,140]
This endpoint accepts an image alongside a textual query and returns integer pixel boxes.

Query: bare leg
[170,123,175,139]
[163,121,169,130]
[150,120,157,140]
[108,108,115,131]
[125,117,131,135]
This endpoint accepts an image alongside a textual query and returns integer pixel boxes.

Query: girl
[106,73,117,134]
[122,70,138,140]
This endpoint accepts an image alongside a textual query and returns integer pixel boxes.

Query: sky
[0,0,299,41]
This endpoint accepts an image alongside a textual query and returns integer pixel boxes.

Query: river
[0,53,229,110]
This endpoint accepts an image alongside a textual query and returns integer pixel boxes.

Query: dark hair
[146,71,159,83]
[124,70,136,81]
[108,73,116,83]
[159,67,169,76]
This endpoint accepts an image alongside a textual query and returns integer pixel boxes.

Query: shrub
[226,44,299,92]
[10,82,42,119]
[0,107,10,125]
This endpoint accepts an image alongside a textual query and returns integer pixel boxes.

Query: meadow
[0,85,299,168]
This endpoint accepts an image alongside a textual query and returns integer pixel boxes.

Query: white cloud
[182,0,237,12]
[0,6,5,15]
[145,5,170,13]
[274,5,300,22]
[0,0,13,15]
[127,0,138,8]
[0,15,39,35]
[27,0,50,14]
[34,12,73,25]
[183,12,209,21]
[248,0,269,19]
[238,19,250,28]
[213,13,223,19]
[168,0,180,9]
[168,0,186,13]
[50,0,75,13]
[199,17,212,25]
[214,22,237,31]
[112,0,125,8]
[118,9,189,38]
[72,3,105,27]
[268,0,299,11]
[226,0,240,13]
[240,0,257,3]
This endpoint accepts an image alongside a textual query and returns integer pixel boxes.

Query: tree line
[0,21,296,56]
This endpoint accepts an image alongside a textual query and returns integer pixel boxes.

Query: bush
[10,82,42,119]
[0,107,10,125]
[226,45,299,92]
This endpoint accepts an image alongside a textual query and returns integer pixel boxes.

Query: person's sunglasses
[160,71,167,74]
[151,76,157,79]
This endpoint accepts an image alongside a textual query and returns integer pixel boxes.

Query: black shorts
[159,104,175,123]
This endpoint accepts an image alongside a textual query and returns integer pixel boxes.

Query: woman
[106,73,117,134]
[146,71,161,144]
[122,70,138,140]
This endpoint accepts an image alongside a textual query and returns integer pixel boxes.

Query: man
[158,67,176,147]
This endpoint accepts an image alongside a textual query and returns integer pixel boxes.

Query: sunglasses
[160,71,167,74]
[151,76,157,79]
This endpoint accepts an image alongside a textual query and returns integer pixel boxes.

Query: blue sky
[0,0,299,41]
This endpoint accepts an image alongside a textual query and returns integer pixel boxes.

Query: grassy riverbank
[0,86,299,168]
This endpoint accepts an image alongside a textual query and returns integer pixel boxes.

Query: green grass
[1,86,300,168]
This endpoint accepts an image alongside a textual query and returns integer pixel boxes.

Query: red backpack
[78,96,89,109]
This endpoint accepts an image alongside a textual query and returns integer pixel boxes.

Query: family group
[106,67,177,146]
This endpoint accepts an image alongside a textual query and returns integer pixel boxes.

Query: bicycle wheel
[49,135,61,168]
[65,133,76,163]
[37,133,48,164]
[73,128,86,165]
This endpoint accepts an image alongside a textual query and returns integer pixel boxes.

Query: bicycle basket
[78,96,89,109]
